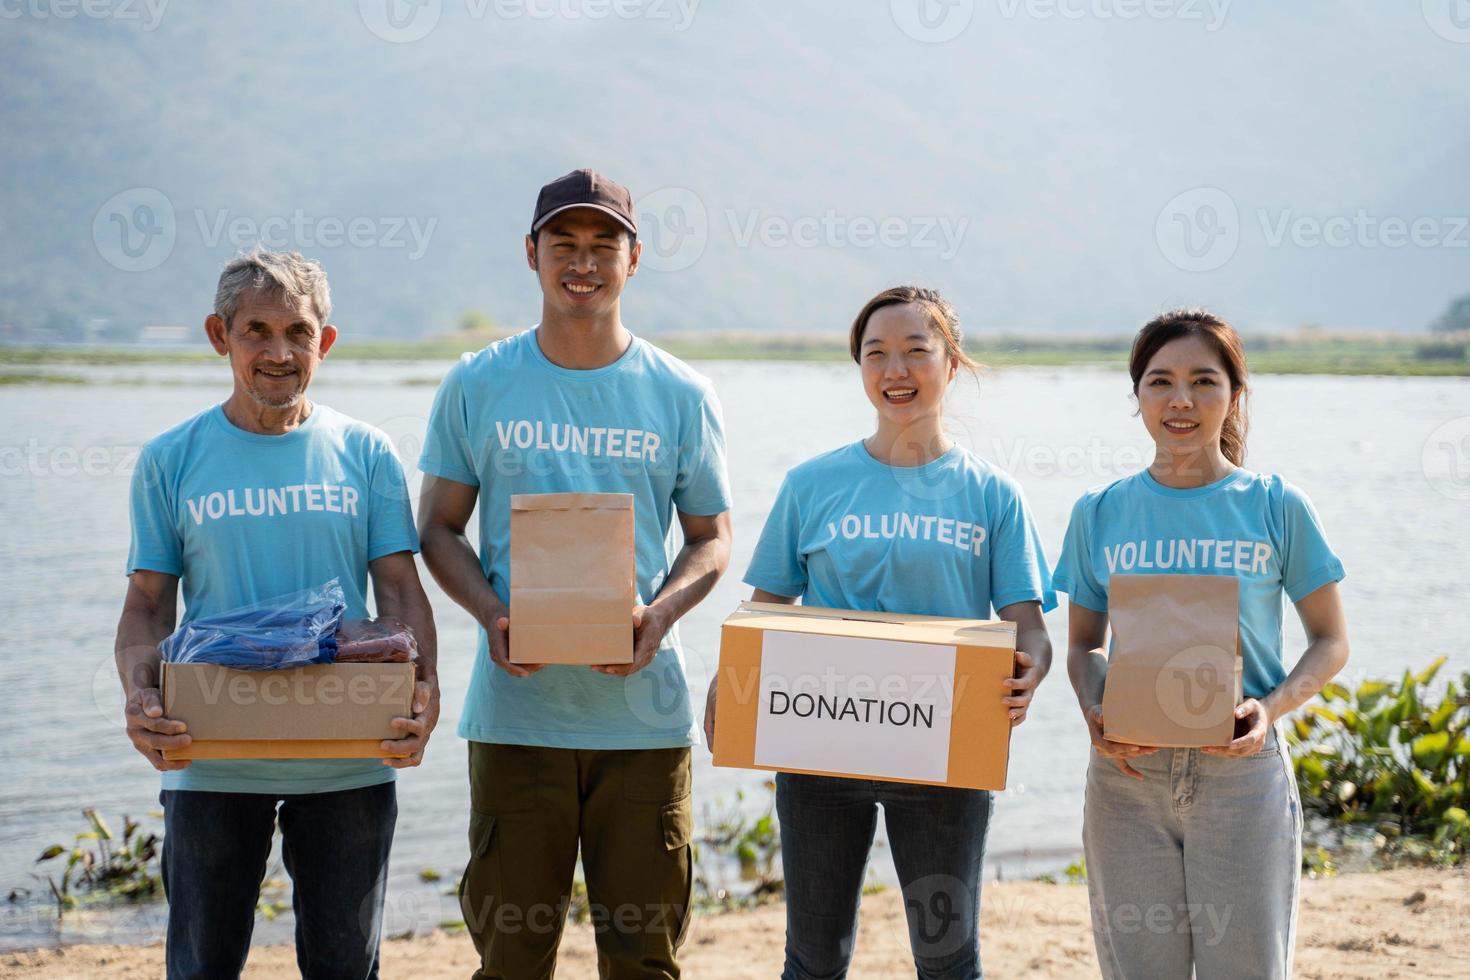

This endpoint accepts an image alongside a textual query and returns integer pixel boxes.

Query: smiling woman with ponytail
[1053,308,1352,979]
[705,285,1056,979]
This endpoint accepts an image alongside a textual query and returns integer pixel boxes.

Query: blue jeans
[160,782,397,980]
[1083,726,1302,979]
[776,773,994,980]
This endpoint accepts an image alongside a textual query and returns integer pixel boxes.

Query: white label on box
[752,629,956,783]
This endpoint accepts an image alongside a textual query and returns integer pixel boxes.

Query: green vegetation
[0,371,90,385]
[33,810,160,916]
[1431,293,1470,334]
[694,781,784,912]
[1287,656,1469,868]
[3,329,1468,377]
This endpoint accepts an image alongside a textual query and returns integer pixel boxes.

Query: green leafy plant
[694,781,783,911]
[1286,657,1469,866]
[34,809,160,916]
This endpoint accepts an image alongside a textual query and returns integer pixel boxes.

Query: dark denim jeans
[776,773,993,980]
[160,782,397,980]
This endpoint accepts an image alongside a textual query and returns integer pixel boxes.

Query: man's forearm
[375,577,440,684]
[115,607,172,697]
[647,533,730,626]
[420,524,502,625]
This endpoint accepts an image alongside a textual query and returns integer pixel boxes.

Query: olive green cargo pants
[460,743,694,980]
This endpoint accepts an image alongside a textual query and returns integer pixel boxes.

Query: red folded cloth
[335,617,418,663]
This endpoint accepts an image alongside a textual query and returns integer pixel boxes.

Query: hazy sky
[3,1,1468,336]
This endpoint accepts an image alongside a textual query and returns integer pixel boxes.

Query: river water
[2,358,1467,949]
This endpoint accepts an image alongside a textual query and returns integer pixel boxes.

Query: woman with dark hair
[706,285,1055,979]
[1054,309,1351,979]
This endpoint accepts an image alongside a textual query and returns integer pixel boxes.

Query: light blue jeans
[1082,727,1302,979]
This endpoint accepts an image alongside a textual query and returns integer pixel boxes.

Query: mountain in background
[2,0,1468,340]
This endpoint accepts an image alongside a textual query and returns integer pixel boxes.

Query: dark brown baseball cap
[530,169,638,237]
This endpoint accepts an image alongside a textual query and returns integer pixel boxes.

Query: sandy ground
[2,868,1465,978]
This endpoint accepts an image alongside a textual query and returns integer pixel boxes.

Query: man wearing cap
[418,169,732,979]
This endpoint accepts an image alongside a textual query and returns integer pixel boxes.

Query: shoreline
[3,331,1469,377]
[3,868,1465,978]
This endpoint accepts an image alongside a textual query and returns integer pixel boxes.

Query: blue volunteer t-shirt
[743,441,1056,618]
[127,403,419,794]
[1053,468,1345,700]
[418,328,732,749]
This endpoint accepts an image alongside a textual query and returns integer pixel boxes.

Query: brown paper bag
[1101,574,1242,748]
[509,492,636,664]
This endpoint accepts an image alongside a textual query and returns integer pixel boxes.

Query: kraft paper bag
[509,492,635,664]
[1101,574,1242,748]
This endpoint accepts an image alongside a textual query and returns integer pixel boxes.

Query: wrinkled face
[207,288,336,409]
[525,208,640,320]
[1136,334,1237,457]
[858,303,957,431]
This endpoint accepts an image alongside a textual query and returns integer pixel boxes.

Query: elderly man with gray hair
[114,246,439,979]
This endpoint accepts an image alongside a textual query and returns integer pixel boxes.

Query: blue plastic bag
[159,580,347,670]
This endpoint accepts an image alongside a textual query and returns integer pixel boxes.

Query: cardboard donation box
[509,492,636,665]
[161,662,416,760]
[712,602,1018,790]
[1101,574,1242,748]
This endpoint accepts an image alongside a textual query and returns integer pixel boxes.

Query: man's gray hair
[214,245,332,328]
